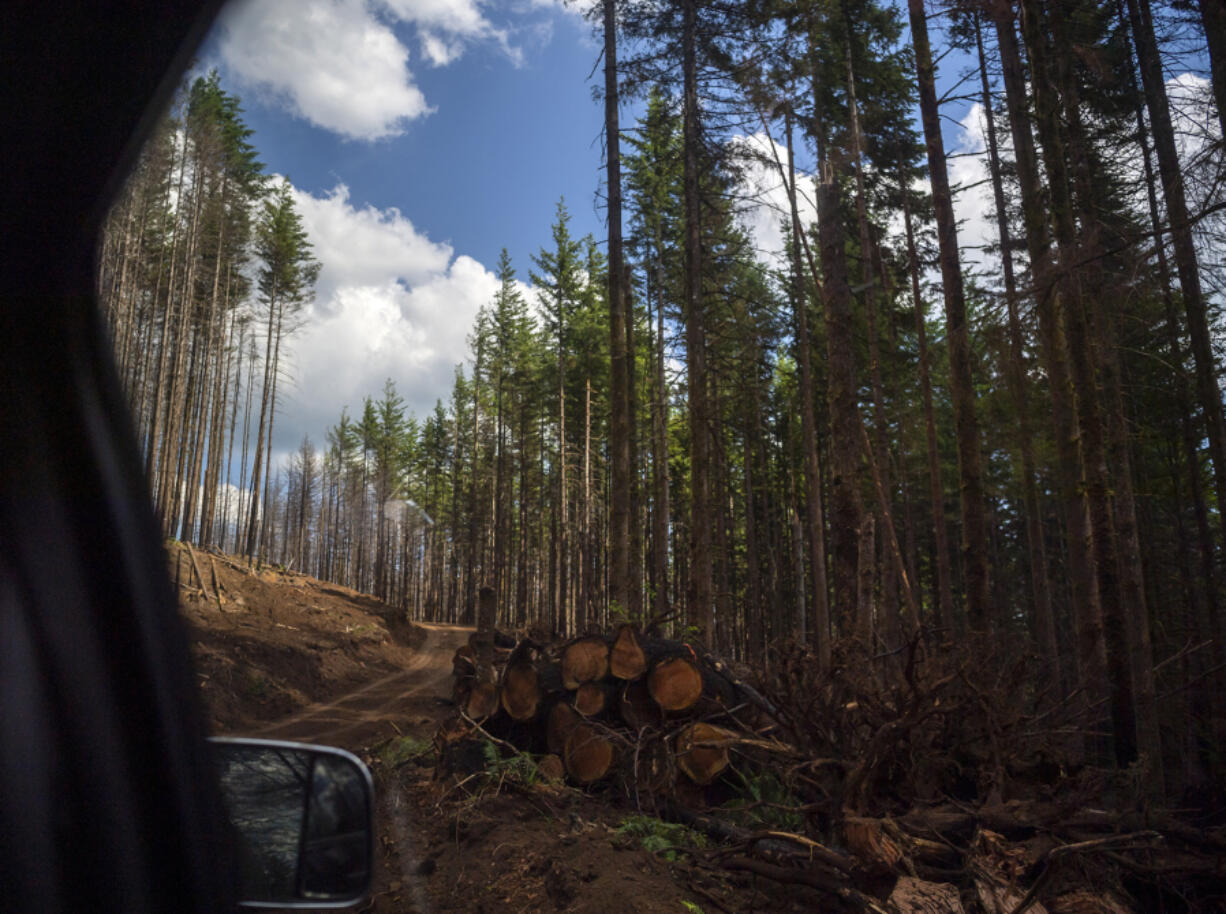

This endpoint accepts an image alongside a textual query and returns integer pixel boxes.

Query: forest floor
[175,544,1226,913]
[175,544,746,913]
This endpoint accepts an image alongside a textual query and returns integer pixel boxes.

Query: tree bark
[992,3,1101,708]
[1198,0,1226,146]
[900,174,955,635]
[606,0,633,628]
[908,0,992,628]
[1020,0,1137,767]
[844,38,899,648]
[651,248,671,624]
[974,12,1057,673]
[243,273,280,561]
[1123,0,1226,572]
[814,119,861,634]
[785,113,830,667]
[683,0,714,643]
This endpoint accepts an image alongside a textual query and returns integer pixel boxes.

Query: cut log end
[563,721,616,784]
[434,718,488,778]
[561,636,610,689]
[618,679,659,731]
[536,753,565,782]
[647,655,704,712]
[500,662,539,721]
[676,721,733,786]
[574,681,611,717]
[609,624,648,680]
[464,681,499,721]
[546,702,581,756]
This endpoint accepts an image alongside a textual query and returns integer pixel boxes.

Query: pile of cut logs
[441,622,768,792]
[436,625,1226,912]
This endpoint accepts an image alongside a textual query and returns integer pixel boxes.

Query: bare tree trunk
[625,265,643,621]
[785,113,831,667]
[651,255,671,623]
[145,140,189,492]
[256,300,285,565]
[844,39,899,649]
[908,0,991,628]
[243,276,280,561]
[1197,0,1226,146]
[465,346,483,626]
[588,372,598,627]
[900,173,955,634]
[605,0,633,627]
[791,509,806,642]
[517,397,531,627]
[974,13,1057,671]
[745,400,763,665]
[199,273,233,544]
[205,305,238,545]
[814,104,862,635]
[856,514,876,645]
[992,5,1101,710]
[1134,82,1224,689]
[159,161,207,532]
[236,333,256,553]
[557,314,569,633]
[184,186,229,543]
[494,368,507,610]
[683,0,713,643]
[1021,0,1137,768]
[1124,0,1226,570]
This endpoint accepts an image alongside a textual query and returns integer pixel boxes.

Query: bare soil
[176,545,744,913]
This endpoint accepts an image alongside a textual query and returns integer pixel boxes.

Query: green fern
[722,771,804,831]
[616,815,706,862]
[378,736,432,768]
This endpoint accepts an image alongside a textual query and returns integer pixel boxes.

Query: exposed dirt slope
[244,622,468,748]
[176,545,734,914]
[174,544,426,733]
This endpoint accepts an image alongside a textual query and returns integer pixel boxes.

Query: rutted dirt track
[240,622,470,749]
[180,547,736,913]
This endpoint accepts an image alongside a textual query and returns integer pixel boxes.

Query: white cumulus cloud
[216,0,431,140]
[944,101,999,278]
[272,183,501,452]
[733,132,819,268]
[292,185,454,300]
[215,0,526,139]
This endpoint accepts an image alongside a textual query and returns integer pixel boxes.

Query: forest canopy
[99,0,1226,802]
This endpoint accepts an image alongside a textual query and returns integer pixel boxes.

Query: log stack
[438,629,1226,912]
[439,624,764,793]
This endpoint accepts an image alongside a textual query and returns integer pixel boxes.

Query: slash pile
[436,628,1226,912]
[441,623,773,794]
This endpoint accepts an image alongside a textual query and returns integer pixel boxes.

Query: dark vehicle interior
[0,4,371,911]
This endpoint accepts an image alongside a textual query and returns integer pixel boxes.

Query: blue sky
[204,0,608,274]
[190,0,1215,473]
[197,0,622,461]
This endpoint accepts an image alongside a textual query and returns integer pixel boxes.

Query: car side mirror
[210,737,374,909]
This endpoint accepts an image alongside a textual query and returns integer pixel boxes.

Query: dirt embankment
[176,544,728,914]
[174,544,428,734]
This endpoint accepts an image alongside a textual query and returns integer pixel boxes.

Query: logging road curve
[239,622,473,751]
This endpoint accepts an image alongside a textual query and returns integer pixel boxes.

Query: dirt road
[238,622,472,750]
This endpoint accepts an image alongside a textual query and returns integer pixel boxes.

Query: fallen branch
[722,855,889,912]
[1007,831,1162,914]
[184,542,212,601]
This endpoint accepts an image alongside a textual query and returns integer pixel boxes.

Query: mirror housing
[210,737,374,909]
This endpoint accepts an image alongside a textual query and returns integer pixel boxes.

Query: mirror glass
[212,738,373,907]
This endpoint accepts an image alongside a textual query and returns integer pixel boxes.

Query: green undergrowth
[482,741,544,786]
[378,735,433,769]
[616,815,707,862]
[722,770,805,832]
